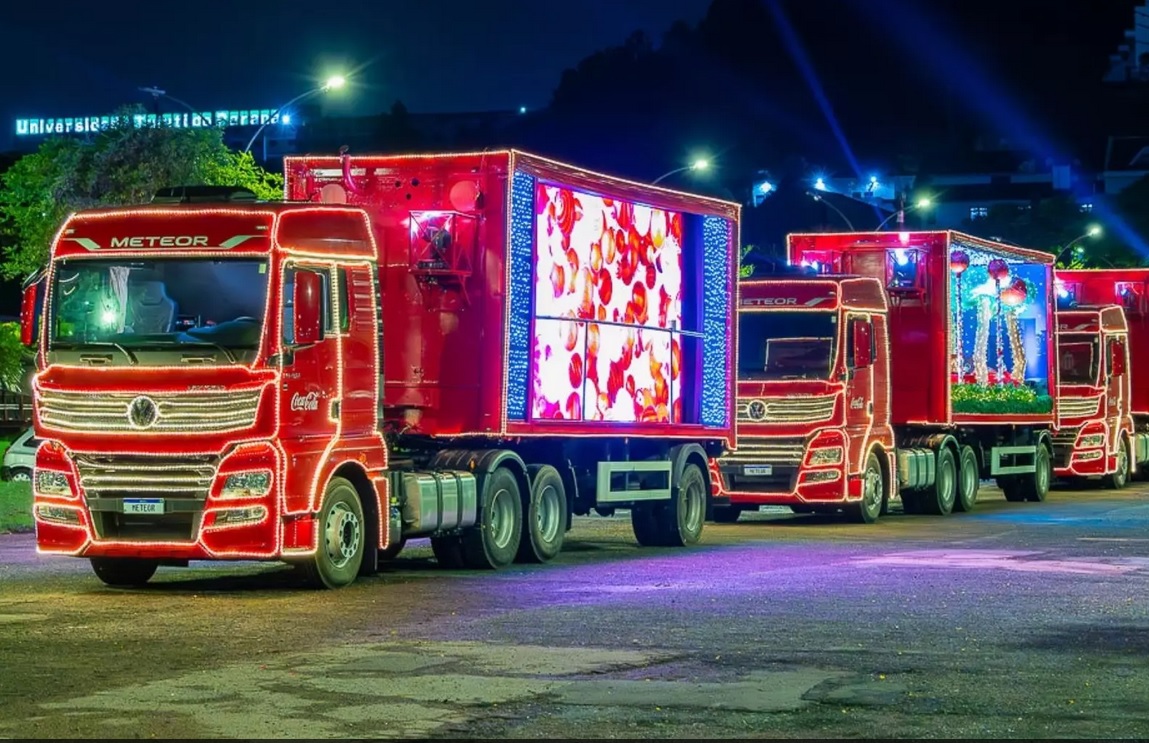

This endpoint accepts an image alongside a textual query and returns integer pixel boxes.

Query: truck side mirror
[1109,341,1126,378]
[292,270,323,346]
[852,322,873,368]
[20,280,40,347]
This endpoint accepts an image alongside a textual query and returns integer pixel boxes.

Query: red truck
[21,150,740,588]
[711,230,1058,522]
[1053,268,1149,482]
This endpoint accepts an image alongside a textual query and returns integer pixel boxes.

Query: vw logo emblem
[747,399,768,421]
[127,396,159,430]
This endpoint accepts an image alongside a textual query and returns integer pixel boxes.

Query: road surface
[1,484,1148,739]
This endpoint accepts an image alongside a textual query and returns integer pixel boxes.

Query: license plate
[123,498,164,515]
[743,465,773,476]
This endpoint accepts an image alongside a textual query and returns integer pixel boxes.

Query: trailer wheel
[431,536,466,569]
[89,557,159,587]
[300,476,366,589]
[923,447,957,515]
[954,446,979,512]
[1104,438,1131,490]
[849,452,885,524]
[711,505,744,523]
[666,462,707,546]
[461,466,522,569]
[1019,443,1052,502]
[516,464,567,563]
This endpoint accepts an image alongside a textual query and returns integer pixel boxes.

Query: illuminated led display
[15,109,289,137]
[948,239,1052,415]
[530,183,683,423]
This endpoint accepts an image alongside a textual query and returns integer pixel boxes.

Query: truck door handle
[331,401,341,418]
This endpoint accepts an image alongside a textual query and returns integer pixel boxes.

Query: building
[1104,1,1149,84]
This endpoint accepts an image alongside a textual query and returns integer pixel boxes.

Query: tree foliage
[0,105,283,280]
[0,322,29,393]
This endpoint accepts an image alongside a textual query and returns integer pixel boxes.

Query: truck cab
[710,273,895,523]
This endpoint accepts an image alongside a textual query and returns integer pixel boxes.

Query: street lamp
[875,196,932,231]
[139,86,197,114]
[653,158,710,185]
[243,74,348,156]
[1055,224,1103,265]
[806,191,855,230]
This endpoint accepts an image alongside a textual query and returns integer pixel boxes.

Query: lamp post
[875,196,932,231]
[139,86,198,115]
[653,158,710,185]
[1055,225,1103,266]
[806,191,856,230]
[244,74,347,158]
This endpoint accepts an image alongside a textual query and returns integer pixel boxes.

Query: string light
[702,216,733,428]
[504,168,535,422]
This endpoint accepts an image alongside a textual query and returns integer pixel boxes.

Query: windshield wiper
[179,339,238,364]
[57,340,139,365]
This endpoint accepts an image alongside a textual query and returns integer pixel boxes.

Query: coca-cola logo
[291,391,320,411]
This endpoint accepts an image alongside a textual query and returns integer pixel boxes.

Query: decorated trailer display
[711,230,1059,523]
[1055,268,1149,479]
[22,150,740,589]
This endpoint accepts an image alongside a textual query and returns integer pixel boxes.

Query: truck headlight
[35,470,71,497]
[808,447,844,467]
[220,471,272,499]
[1078,434,1105,449]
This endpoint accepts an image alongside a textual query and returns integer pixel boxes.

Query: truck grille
[1051,428,1079,468]
[37,388,262,434]
[737,395,837,424]
[719,437,805,466]
[76,455,218,499]
[1058,396,1101,420]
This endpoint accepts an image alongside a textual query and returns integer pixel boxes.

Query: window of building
[1080,202,1094,213]
[969,207,989,220]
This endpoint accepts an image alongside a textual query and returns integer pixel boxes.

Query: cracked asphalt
[1,483,1148,739]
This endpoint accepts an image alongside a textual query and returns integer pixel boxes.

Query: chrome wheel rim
[324,502,361,569]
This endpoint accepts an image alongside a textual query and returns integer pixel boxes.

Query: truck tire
[1104,438,1131,490]
[461,466,522,569]
[1019,444,1052,502]
[516,464,567,564]
[431,536,466,569]
[923,447,957,515]
[300,476,365,589]
[665,461,707,546]
[849,451,885,524]
[954,446,979,513]
[90,557,159,587]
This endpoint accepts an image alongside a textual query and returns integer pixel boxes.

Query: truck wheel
[516,464,567,564]
[300,476,365,589]
[1104,438,1131,490]
[921,447,957,515]
[461,466,522,569]
[631,504,664,546]
[711,505,744,523]
[1018,444,1052,502]
[90,557,159,587]
[849,452,885,524]
[431,536,466,569]
[954,446,979,512]
[664,462,707,546]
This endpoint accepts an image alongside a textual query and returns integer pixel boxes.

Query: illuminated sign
[14,109,288,137]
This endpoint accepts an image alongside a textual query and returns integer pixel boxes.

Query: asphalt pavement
[1,483,1148,739]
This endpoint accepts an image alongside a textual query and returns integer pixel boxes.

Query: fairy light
[702,216,733,427]
[504,168,535,422]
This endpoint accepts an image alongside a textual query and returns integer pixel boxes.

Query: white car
[2,428,39,483]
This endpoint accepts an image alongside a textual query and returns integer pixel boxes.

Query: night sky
[0,0,712,150]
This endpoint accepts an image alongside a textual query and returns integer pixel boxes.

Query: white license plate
[123,498,164,515]
[743,465,773,476]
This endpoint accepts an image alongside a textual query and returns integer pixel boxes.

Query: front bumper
[1052,426,1113,478]
[33,441,292,561]
[710,432,853,506]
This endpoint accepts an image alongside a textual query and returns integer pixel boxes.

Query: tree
[0,105,284,280]
[0,322,29,393]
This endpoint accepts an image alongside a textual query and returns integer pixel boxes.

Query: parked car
[2,428,39,482]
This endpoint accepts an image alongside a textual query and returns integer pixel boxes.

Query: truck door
[278,262,342,514]
[1105,335,1129,455]
[845,314,876,474]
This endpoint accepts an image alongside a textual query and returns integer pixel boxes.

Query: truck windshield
[49,258,269,353]
[738,311,837,380]
[1058,339,1099,385]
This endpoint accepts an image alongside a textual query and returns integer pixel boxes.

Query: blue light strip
[505,169,535,421]
[701,216,732,427]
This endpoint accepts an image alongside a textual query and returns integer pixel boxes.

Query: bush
[951,383,1053,415]
[0,480,32,533]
